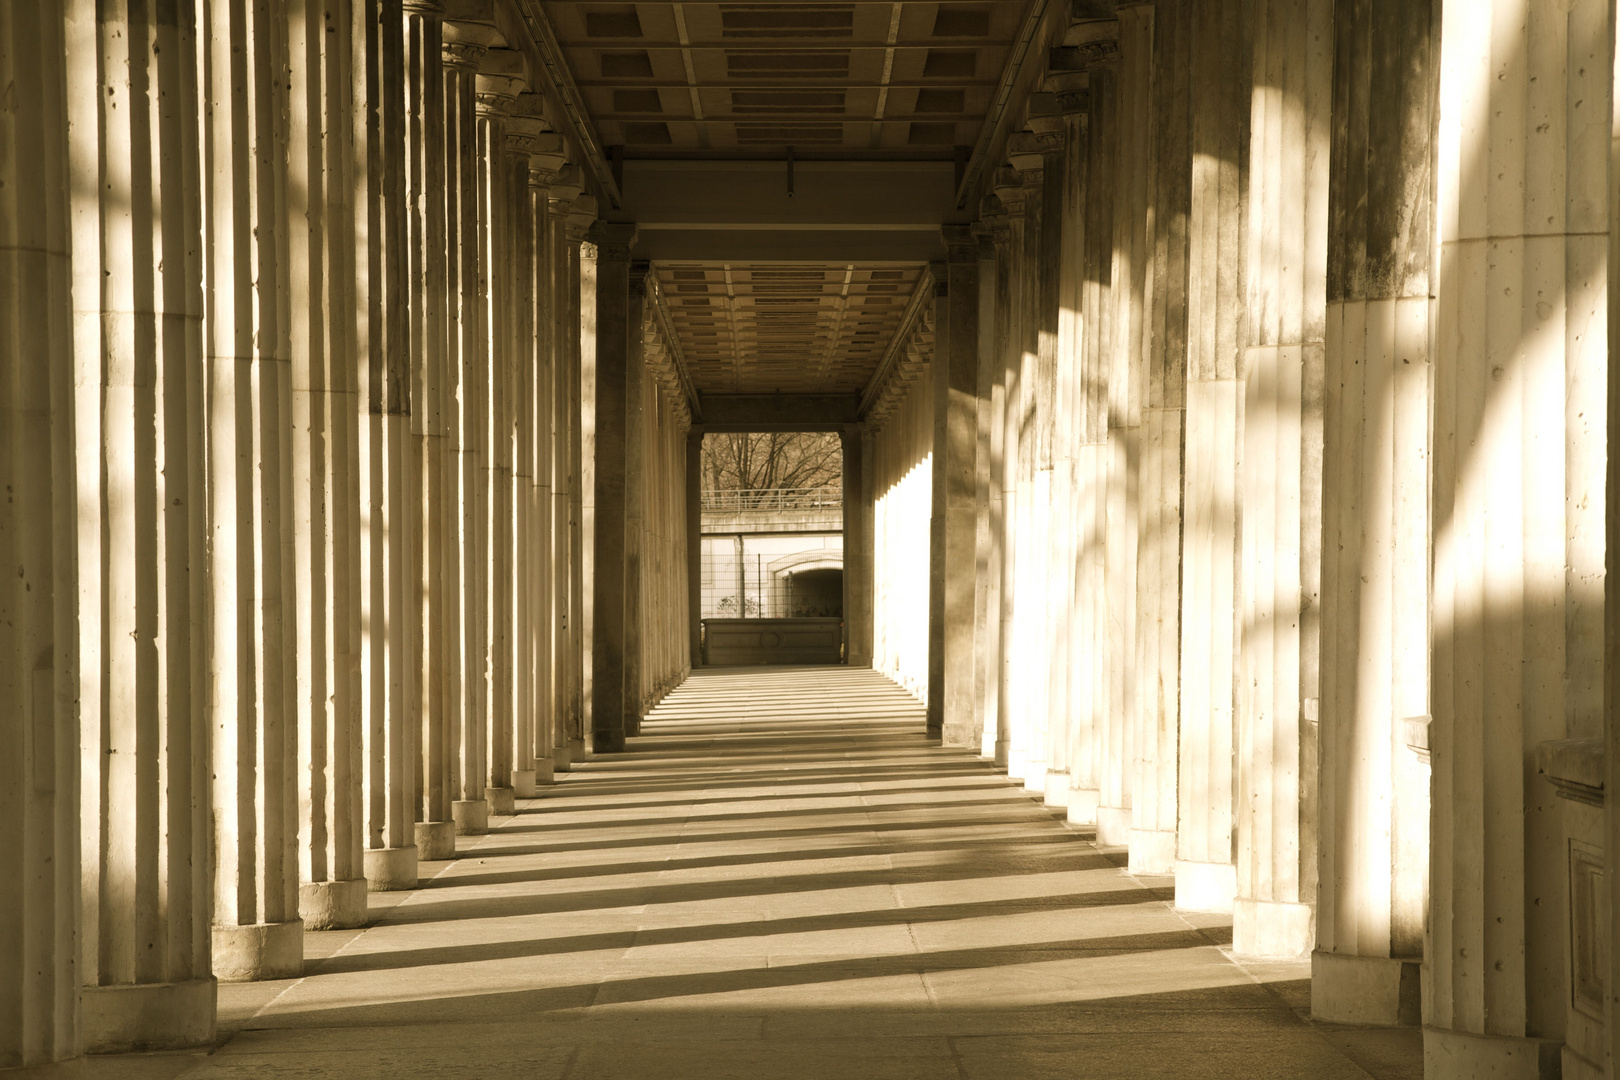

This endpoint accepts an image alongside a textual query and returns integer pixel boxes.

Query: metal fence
[700,486,842,511]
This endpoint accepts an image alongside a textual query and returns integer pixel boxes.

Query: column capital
[403,0,444,15]
[1006,132,1044,175]
[586,221,637,261]
[475,88,518,119]
[442,40,486,70]
[941,225,977,264]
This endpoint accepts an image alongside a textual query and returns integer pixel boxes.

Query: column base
[1043,769,1070,808]
[1174,859,1236,913]
[1021,759,1047,793]
[364,846,418,891]
[453,798,489,835]
[212,920,303,982]
[553,744,572,773]
[1006,748,1026,782]
[298,877,368,929]
[1423,1027,1561,1080]
[1233,897,1313,958]
[415,820,456,861]
[568,737,585,763]
[82,978,217,1053]
[1310,952,1420,1026]
[1096,805,1131,846]
[1126,828,1177,874]
[512,769,538,798]
[535,757,555,785]
[1066,787,1100,827]
[486,786,515,816]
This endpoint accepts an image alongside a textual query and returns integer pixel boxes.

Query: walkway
[89,668,1419,1080]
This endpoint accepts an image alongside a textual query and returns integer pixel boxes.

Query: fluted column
[405,0,455,861]
[566,208,594,767]
[1069,57,1116,827]
[931,233,980,747]
[475,77,519,816]
[202,0,302,982]
[971,219,1003,760]
[688,428,705,666]
[1231,0,1330,960]
[291,0,369,923]
[1036,109,1075,809]
[1311,0,1432,1023]
[357,0,418,893]
[990,174,1027,780]
[588,225,635,753]
[1130,0,1191,875]
[841,425,871,667]
[1175,0,1250,914]
[64,0,215,1049]
[443,35,487,833]
[1425,0,1608,1069]
[623,266,648,739]
[1,3,80,1066]
[548,183,585,772]
[1100,12,1154,850]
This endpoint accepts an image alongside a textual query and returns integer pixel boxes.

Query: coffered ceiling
[542,2,1022,156]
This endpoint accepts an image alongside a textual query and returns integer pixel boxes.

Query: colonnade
[860,0,1619,1073]
[0,0,695,1065]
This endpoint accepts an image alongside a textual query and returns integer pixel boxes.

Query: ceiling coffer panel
[552,1,1018,153]
[653,262,926,397]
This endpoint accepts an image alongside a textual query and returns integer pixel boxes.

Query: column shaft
[622,267,647,737]
[840,426,871,667]
[65,0,217,1048]
[443,40,487,833]
[970,225,1001,758]
[688,429,704,666]
[405,0,455,861]
[570,225,593,766]
[0,2,80,1064]
[291,0,370,920]
[1130,0,1192,875]
[1175,0,1250,913]
[1311,0,1433,1023]
[589,226,634,753]
[203,0,303,982]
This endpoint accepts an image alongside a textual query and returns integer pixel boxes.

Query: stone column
[841,425,871,667]
[1101,11,1154,850]
[566,205,594,766]
[970,220,1002,758]
[1034,106,1074,809]
[64,0,216,1050]
[1,3,80,1066]
[1070,54,1117,827]
[475,75,520,816]
[548,180,586,773]
[1425,0,1608,1069]
[290,0,369,921]
[1130,0,1192,875]
[622,265,648,738]
[688,428,704,666]
[1311,0,1432,1023]
[589,224,636,753]
[1231,0,1330,960]
[990,173,1026,777]
[357,0,418,893]
[443,34,487,834]
[1175,0,1250,914]
[404,0,455,861]
[202,0,303,982]
[931,232,980,747]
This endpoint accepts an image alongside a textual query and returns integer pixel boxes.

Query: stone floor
[61,667,1422,1079]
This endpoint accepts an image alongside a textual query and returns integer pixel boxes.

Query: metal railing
[701,486,842,511]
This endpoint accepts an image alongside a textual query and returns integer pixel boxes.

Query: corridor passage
[104,669,1414,1080]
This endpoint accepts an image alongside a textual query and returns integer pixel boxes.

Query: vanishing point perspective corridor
[140,669,1413,1080]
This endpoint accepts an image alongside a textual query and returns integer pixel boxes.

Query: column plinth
[363,847,419,891]
[415,820,457,860]
[1175,859,1237,914]
[212,921,304,983]
[1310,953,1421,1027]
[486,786,516,815]
[512,769,538,797]
[81,979,218,1055]
[453,798,490,835]
[299,879,370,928]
